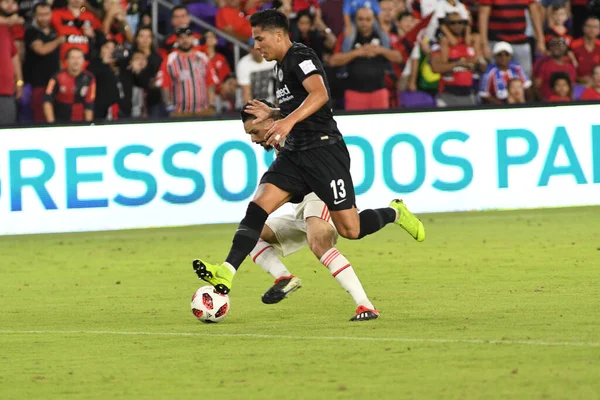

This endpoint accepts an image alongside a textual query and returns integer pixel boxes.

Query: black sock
[225,202,268,269]
[357,208,396,239]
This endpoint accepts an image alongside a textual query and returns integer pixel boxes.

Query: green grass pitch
[1,206,599,399]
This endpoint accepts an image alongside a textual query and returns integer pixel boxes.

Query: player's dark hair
[249,9,289,33]
[171,5,188,17]
[240,99,275,122]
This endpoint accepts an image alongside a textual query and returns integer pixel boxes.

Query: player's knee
[308,234,334,259]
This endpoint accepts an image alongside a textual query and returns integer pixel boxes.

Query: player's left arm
[265,74,328,146]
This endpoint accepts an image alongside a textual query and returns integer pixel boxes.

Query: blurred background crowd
[1,0,600,125]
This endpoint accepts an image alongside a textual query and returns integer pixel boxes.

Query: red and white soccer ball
[191,286,230,323]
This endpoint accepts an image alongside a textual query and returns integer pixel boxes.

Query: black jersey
[274,42,342,151]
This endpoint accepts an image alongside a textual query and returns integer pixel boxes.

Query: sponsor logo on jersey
[277,68,283,81]
[276,84,294,103]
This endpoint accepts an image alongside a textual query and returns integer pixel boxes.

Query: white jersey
[266,139,337,257]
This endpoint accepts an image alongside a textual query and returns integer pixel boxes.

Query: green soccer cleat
[192,259,233,294]
[389,199,425,242]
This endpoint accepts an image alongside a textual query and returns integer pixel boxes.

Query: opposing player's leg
[192,183,292,294]
[304,202,378,321]
[250,223,302,304]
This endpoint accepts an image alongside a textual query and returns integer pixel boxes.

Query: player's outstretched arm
[265,74,328,146]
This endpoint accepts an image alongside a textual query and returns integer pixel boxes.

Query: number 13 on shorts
[330,179,346,201]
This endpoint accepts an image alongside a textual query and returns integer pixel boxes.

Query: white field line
[0,330,599,347]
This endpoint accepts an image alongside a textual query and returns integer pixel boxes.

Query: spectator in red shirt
[547,71,572,102]
[158,26,217,117]
[205,30,232,93]
[329,7,403,110]
[580,64,600,100]
[0,0,23,125]
[43,48,96,123]
[579,65,600,101]
[431,12,479,107]
[102,0,134,46]
[51,0,102,62]
[158,6,203,60]
[571,16,600,86]
[216,0,253,42]
[533,36,577,101]
[4,0,24,61]
[24,2,64,122]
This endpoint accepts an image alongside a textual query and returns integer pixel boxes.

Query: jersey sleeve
[290,50,324,84]
[44,75,59,103]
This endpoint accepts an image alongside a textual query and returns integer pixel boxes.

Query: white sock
[223,262,237,276]
[320,248,374,310]
[249,239,291,279]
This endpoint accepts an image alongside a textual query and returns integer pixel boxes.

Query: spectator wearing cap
[430,12,481,107]
[43,48,95,123]
[216,0,252,43]
[533,35,576,101]
[330,7,403,110]
[157,26,217,117]
[479,41,532,104]
[24,2,64,123]
[236,42,276,104]
[571,16,600,87]
[479,0,544,77]
[580,64,600,100]
[51,0,102,62]
[158,6,203,60]
[547,71,572,102]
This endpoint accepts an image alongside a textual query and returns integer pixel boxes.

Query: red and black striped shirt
[44,69,96,122]
[480,0,534,44]
[157,49,217,114]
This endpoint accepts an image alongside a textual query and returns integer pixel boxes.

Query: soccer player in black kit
[193,10,425,317]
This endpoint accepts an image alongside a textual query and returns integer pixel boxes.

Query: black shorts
[260,140,356,211]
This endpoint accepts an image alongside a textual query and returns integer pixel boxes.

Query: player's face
[244,119,274,151]
[252,27,280,61]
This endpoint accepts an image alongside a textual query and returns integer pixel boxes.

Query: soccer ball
[191,286,230,323]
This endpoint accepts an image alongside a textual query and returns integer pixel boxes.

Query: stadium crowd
[1,0,600,125]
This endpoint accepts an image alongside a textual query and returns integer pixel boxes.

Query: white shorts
[265,193,337,257]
